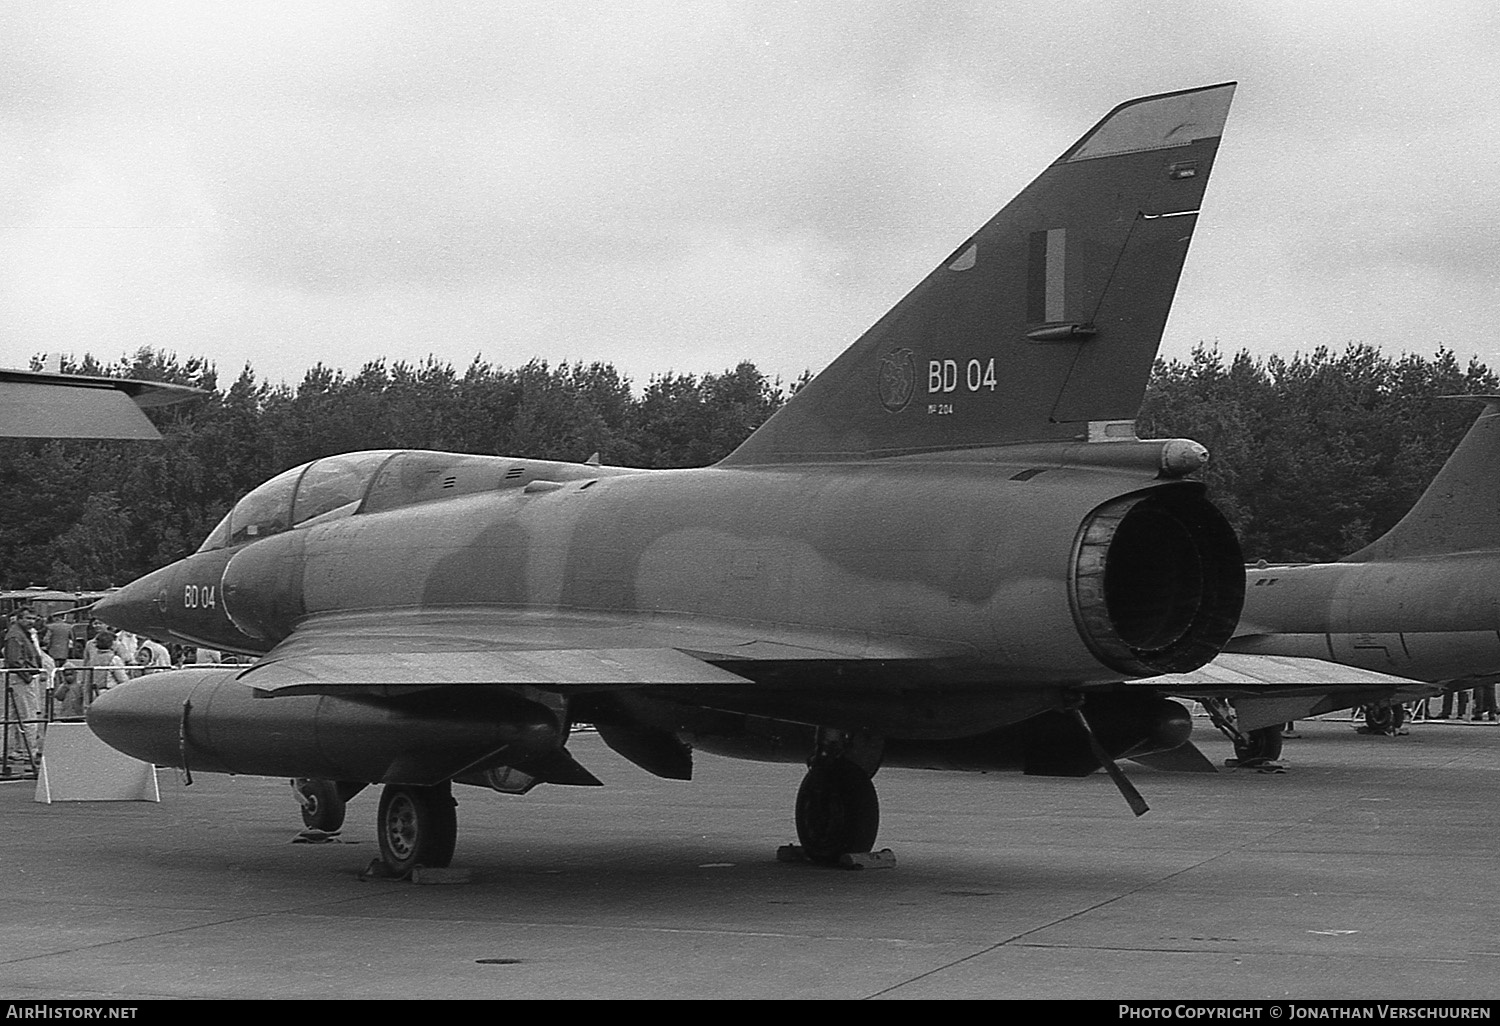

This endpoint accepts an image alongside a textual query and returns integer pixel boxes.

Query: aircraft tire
[795,759,879,863]
[1233,726,1283,764]
[1363,704,1402,735]
[292,778,347,832]
[377,782,457,875]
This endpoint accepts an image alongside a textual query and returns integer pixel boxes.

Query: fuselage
[1230,554,1500,683]
[97,444,1243,690]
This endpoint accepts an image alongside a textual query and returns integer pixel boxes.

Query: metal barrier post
[1,671,11,772]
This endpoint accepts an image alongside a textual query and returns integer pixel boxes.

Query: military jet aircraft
[89,83,1248,876]
[1193,395,1500,756]
[0,367,201,439]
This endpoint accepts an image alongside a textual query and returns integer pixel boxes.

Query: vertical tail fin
[722,83,1236,466]
[1343,398,1500,561]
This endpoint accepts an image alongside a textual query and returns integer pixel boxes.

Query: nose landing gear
[291,778,347,832]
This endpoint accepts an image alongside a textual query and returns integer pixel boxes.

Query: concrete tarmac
[0,716,1496,1000]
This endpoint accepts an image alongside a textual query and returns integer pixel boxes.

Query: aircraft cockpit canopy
[197,451,399,553]
[196,450,534,553]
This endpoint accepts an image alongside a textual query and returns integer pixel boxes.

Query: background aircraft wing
[0,369,202,439]
[1127,652,1439,730]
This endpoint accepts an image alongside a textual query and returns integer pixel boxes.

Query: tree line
[0,343,1491,589]
[1138,343,1497,562]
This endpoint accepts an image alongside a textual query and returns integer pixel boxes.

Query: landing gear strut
[1201,699,1285,768]
[376,782,458,876]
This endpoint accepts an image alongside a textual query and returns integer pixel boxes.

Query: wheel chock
[290,829,345,844]
[1224,757,1287,773]
[411,866,473,885]
[776,845,897,869]
[358,859,472,884]
[359,858,408,882]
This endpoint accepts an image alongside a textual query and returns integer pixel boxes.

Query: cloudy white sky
[3,1,1498,391]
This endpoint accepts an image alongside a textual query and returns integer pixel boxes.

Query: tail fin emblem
[878,348,916,413]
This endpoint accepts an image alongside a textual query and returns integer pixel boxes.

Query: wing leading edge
[239,646,754,697]
[223,606,974,699]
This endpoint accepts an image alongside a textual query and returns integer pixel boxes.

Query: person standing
[4,611,44,772]
[1436,686,1471,720]
[26,613,54,721]
[44,615,81,718]
[43,615,73,664]
[1471,681,1498,722]
[111,629,139,666]
[82,629,130,711]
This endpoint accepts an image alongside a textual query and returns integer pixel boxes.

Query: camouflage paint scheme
[90,85,1248,868]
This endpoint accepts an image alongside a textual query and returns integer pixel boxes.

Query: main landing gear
[787,729,887,867]
[1358,702,1407,736]
[376,782,458,876]
[795,759,880,864]
[292,778,458,877]
[1200,699,1285,770]
[1232,726,1284,765]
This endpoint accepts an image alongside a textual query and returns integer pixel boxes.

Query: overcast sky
[3,1,1498,392]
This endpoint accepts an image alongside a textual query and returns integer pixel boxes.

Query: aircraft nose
[92,562,176,638]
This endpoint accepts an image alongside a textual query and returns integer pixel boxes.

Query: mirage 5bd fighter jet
[90,83,1246,876]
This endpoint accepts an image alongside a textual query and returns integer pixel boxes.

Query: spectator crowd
[2,606,226,779]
